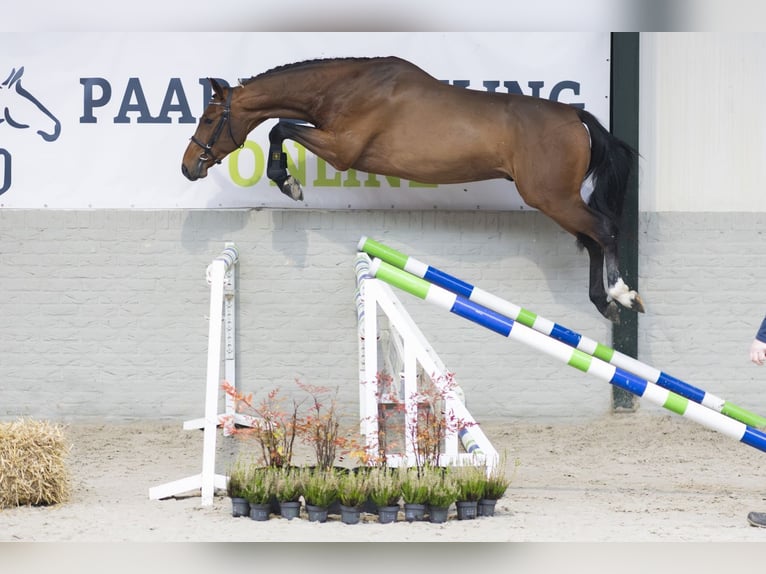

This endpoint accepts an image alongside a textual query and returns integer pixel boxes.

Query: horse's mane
[240,57,394,85]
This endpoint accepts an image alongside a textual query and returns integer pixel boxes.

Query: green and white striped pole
[358,236,766,429]
[366,256,766,455]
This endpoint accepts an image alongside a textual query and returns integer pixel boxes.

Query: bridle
[189,88,244,172]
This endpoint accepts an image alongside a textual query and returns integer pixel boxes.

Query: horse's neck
[240,71,335,123]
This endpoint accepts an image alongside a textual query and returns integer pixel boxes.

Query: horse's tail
[575,108,637,226]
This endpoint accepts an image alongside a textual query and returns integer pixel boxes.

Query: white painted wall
[639,33,766,212]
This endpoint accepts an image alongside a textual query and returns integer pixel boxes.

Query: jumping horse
[182,56,643,322]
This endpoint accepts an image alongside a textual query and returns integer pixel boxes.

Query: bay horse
[181,56,643,322]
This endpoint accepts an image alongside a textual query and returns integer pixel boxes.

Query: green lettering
[343,169,361,187]
[228,141,265,187]
[408,180,438,188]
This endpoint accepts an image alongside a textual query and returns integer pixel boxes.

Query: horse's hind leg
[577,234,621,323]
[545,199,643,322]
[579,211,644,320]
[604,242,645,314]
[267,121,305,201]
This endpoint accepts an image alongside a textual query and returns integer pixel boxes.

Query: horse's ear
[209,78,225,99]
[2,67,23,87]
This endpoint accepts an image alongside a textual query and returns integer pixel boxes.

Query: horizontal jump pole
[358,236,766,429]
[367,257,766,455]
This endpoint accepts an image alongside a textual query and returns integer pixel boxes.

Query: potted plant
[452,465,486,520]
[337,470,369,525]
[227,459,250,517]
[274,466,302,520]
[300,468,338,523]
[243,466,277,521]
[424,471,458,524]
[478,456,517,517]
[368,467,401,524]
[399,467,430,522]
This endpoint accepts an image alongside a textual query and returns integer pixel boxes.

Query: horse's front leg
[267,121,305,201]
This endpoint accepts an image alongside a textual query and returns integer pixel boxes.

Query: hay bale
[0,418,72,507]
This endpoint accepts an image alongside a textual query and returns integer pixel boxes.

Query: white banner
[0,33,609,209]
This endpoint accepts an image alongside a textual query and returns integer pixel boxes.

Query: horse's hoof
[282,176,304,201]
[608,279,645,314]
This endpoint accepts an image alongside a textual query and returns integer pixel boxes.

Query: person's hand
[750,338,766,365]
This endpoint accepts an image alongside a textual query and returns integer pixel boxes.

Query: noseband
[190,88,244,171]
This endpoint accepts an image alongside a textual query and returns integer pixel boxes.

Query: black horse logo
[0,66,62,195]
[1,66,61,141]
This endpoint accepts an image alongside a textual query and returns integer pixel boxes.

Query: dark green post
[610,33,640,411]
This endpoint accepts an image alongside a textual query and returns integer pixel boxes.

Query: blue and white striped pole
[358,236,766,429]
[367,257,766,455]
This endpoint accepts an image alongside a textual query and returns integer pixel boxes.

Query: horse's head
[182,79,247,181]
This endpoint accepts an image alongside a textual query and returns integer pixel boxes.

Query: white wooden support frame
[149,242,239,506]
[355,253,498,472]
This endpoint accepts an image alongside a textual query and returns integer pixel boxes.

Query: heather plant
[482,454,519,500]
[399,467,430,505]
[368,466,401,508]
[242,466,277,505]
[274,466,301,503]
[226,458,250,499]
[424,471,459,509]
[299,467,339,508]
[337,470,369,509]
[452,464,486,502]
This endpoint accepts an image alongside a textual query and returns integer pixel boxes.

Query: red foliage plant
[223,379,359,470]
[222,381,301,468]
[360,371,475,471]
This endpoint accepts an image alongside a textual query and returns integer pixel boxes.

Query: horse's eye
[203,118,214,125]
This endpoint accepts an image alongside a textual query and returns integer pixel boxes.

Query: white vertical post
[362,279,380,460]
[403,334,417,466]
[149,243,238,506]
[222,245,237,435]
[199,257,226,506]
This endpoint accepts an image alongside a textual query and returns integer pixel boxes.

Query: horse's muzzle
[181,163,197,181]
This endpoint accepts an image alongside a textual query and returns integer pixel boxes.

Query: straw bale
[0,418,72,508]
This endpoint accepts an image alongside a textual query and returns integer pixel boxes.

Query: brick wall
[1,209,764,425]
